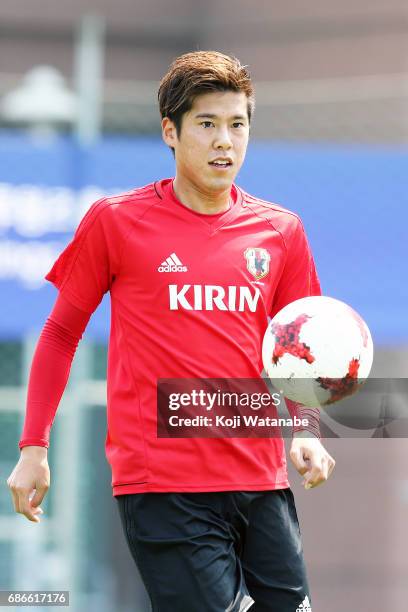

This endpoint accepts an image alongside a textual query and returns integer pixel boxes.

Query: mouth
[208,159,233,170]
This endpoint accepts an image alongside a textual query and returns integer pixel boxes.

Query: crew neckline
[154,177,243,232]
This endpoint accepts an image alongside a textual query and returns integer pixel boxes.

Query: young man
[7,51,335,611]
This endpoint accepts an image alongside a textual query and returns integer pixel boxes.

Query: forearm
[19,295,91,449]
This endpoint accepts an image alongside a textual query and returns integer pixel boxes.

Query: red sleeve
[271,217,322,438]
[45,198,120,313]
[270,216,321,319]
[18,294,91,450]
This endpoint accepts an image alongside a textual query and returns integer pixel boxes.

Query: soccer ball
[262,296,374,407]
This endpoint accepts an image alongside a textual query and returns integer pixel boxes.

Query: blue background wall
[0,133,406,345]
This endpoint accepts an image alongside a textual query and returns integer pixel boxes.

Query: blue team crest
[244,248,270,280]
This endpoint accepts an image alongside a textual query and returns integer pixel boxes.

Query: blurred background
[0,1,407,611]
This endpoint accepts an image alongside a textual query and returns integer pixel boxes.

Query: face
[162,90,250,195]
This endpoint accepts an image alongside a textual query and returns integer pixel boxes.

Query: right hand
[6,446,50,523]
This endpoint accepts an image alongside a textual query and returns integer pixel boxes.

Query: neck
[172,175,232,215]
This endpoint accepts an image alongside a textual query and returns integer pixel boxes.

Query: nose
[213,125,232,150]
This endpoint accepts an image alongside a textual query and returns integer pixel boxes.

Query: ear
[162,117,178,149]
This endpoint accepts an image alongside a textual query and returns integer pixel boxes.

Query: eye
[200,121,214,128]
[232,122,245,128]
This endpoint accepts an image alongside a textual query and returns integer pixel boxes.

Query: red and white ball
[262,296,374,407]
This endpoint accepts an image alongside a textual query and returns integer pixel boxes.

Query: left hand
[289,431,335,490]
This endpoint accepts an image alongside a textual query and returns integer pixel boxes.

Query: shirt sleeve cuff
[19,439,49,450]
[292,407,321,439]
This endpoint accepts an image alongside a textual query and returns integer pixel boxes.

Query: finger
[303,459,325,488]
[7,485,19,513]
[327,456,336,477]
[12,491,21,514]
[17,489,40,522]
[29,489,45,518]
[6,478,18,512]
[12,486,23,514]
[290,446,310,475]
[304,473,324,489]
[303,472,320,489]
[320,457,329,480]
[301,450,319,480]
[305,465,330,489]
[30,485,48,508]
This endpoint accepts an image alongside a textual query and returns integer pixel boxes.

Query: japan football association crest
[244,248,270,280]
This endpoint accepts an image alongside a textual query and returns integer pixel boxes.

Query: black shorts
[116,488,311,612]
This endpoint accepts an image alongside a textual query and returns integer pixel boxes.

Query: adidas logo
[296,595,312,612]
[158,252,188,273]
